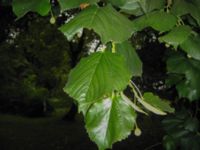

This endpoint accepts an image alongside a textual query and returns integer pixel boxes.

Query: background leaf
[163,111,200,150]
[59,0,99,11]
[12,0,51,19]
[167,52,200,101]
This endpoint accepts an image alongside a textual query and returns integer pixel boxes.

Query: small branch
[144,142,162,150]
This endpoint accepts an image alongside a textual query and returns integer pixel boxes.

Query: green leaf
[64,51,131,114]
[143,92,175,113]
[115,41,142,76]
[108,0,165,15]
[12,0,51,19]
[117,0,143,16]
[139,0,165,13]
[108,0,142,16]
[181,35,200,61]
[167,52,200,101]
[59,0,98,11]
[137,100,166,115]
[180,136,200,150]
[171,0,200,25]
[133,11,177,32]
[163,111,200,150]
[184,118,199,132]
[159,26,192,49]
[163,135,176,150]
[59,5,134,43]
[85,95,136,150]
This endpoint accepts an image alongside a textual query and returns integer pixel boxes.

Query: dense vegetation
[0,0,200,150]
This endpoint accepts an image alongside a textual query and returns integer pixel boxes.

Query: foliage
[64,51,131,114]
[59,5,133,43]
[167,52,200,101]
[0,16,70,116]
[12,0,51,19]
[85,94,136,150]
[163,110,200,150]
[7,0,200,149]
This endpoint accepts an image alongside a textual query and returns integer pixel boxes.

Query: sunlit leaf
[64,51,131,114]
[85,95,136,150]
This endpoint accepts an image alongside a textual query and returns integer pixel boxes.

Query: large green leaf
[59,0,99,11]
[171,0,200,25]
[59,5,134,43]
[180,35,200,61]
[64,51,131,114]
[159,26,192,49]
[115,41,142,76]
[167,52,200,101]
[12,0,51,18]
[133,11,177,32]
[85,95,136,150]
[143,92,175,113]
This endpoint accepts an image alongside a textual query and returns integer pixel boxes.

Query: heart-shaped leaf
[64,51,131,114]
[85,95,136,150]
[59,5,134,43]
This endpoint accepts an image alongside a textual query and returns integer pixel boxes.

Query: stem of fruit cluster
[111,42,116,53]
